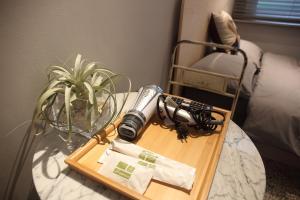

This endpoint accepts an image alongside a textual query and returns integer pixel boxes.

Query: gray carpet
[263,158,300,200]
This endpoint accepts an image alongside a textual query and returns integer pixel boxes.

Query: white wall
[237,22,300,59]
[0,0,181,199]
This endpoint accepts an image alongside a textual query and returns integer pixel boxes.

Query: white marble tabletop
[32,93,266,200]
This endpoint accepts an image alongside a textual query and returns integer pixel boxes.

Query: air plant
[34,54,131,141]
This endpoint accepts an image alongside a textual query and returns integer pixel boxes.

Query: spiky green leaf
[47,80,62,90]
[81,62,96,81]
[64,86,73,136]
[50,69,72,80]
[91,75,103,87]
[83,81,95,105]
[48,65,71,76]
[93,74,116,89]
[74,54,82,80]
[36,88,64,113]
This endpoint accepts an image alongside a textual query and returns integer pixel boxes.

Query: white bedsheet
[243,52,300,156]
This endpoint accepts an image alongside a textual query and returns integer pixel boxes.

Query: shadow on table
[32,128,130,199]
[32,128,89,179]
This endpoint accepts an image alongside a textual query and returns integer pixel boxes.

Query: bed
[243,51,300,157]
[181,40,300,158]
[172,1,300,162]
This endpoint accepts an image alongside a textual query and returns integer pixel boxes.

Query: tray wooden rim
[65,108,231,200]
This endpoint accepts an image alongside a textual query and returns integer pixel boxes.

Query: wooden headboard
[176,0,235,67]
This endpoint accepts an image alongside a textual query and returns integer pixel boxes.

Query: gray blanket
[243,52,300,156]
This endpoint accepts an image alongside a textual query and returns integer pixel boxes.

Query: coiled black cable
[156,95,225,140]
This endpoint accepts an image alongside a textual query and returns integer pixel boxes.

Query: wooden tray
[65,108,231,200]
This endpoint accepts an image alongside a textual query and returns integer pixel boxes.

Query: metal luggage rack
[167,40,248,119]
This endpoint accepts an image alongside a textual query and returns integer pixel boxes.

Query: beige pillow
[212,11,240,46]
[240,39,263,67]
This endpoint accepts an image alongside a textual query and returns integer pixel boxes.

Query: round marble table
[32,93,266,200]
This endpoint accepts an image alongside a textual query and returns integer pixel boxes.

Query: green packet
[98,151,153,194]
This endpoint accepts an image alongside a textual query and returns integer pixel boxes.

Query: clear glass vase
[49,93,114,141]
